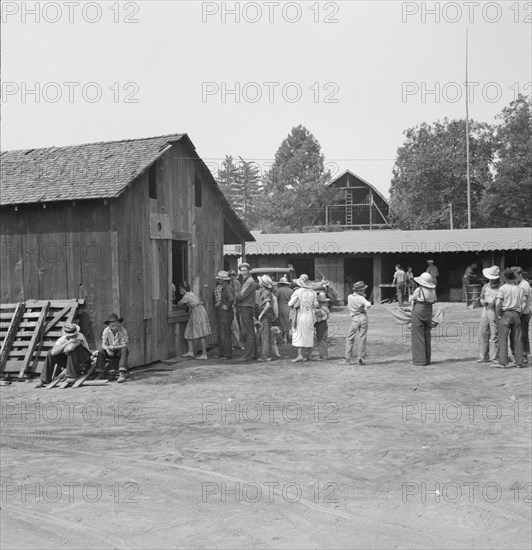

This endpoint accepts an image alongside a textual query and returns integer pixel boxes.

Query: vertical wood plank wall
[0,141,226,367]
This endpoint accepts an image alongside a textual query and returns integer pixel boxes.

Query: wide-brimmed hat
[482,266,500,280]
[228,269,237,276]
[278,277,290,285]
[62,322,80,336]
[258,274,273,289]
[239,262,251,270]
[104,313,123,325]
[293,274,311,288]
[353,281,368,292]
[317,292,330,303]
[216,270,230,280]
[427,259,434,264]
[414,272,436,288]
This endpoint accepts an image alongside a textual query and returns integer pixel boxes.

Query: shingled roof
[0,133,186,205]
[1,133,255,242]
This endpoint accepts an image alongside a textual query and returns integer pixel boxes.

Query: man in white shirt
[392,264,407,306]
[495,269,526,368]
[339,281,372,366]
[511,266,531,363]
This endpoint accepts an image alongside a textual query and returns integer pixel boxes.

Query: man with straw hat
[477,266,501,363]
[35,323,91,387]
[409,272,436,366]
[339,281,372,366]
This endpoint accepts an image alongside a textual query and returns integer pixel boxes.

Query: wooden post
[373,254,382,305]
[369,190,373,230]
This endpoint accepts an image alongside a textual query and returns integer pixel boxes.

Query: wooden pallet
[0,303,25,369]
[0,299,84,378]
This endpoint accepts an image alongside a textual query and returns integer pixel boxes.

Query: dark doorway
[344,257,373,304]
[288,258,315,279]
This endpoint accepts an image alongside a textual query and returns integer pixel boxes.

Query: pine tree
[257,125,334,232]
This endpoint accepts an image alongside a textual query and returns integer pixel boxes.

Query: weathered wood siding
[1,141,227,367]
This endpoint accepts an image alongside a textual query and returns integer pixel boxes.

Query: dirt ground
[1,303,531,550]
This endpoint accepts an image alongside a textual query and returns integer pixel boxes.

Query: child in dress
[314,292,330,361]
[177,282,211,360]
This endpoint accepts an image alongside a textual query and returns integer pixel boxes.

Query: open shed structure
[1,133,253,367]
[225,228,532,304]
[314,170,391,229]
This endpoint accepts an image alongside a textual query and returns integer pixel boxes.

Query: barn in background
[314,170,391,230]
[225,228,532,305]
[1,133,254,367]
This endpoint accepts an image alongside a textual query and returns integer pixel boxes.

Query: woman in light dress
[288,275,319,362]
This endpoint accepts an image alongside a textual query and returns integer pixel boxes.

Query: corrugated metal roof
[225,228,532,255]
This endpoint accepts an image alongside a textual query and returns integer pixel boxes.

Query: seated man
[36,323,91,387]
[96,313,129,383]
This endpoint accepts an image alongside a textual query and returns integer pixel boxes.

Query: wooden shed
[0,133,254,367]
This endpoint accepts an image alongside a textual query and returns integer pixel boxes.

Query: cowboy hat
[482,266,500,280]
[353,281,368,292]
[239,262,251,270]
[216,270,230,280]
[293,274,311,288]
[62,323,81,336]
[316,292,330,303]
[278,277,290,285]
[414,272,436,288]
[104,313,123,325]
[258,274,273,289]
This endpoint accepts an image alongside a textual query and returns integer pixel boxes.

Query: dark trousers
[396,283,406,306]
[40,346,91,383]
[239,306,257,360]
[411,302,432,366]
[510,312,530,357]
[219,310,233,358]
[96,348,129,373]
[499,311,523,366]
[260,317,272,359]
[315,321,328,359]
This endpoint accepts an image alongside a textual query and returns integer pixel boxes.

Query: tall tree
[217,155,260,228]
[257,125,334,232]
[388,119,495,229]
[479,94,532,227]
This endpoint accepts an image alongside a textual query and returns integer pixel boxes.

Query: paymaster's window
[171,240,188,308]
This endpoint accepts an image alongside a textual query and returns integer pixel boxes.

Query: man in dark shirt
[235,262,257,361]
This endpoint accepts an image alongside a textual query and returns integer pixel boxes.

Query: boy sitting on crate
[95,313,129,383]
[35,323,92,388]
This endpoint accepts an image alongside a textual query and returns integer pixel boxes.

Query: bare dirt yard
[1,303,531,549]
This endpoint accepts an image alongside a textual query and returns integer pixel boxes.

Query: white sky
[1,0,531,197]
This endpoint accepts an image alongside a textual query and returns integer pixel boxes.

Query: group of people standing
[393,260,438,306]
[477,265,530,368]
[176,264,332,363]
